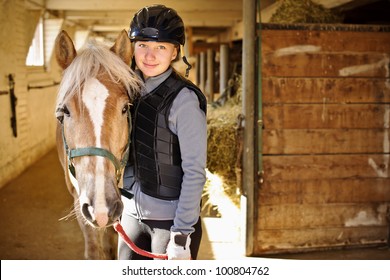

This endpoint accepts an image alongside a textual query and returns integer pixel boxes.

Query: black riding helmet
[129,5,192,77]
[129,5,185,45]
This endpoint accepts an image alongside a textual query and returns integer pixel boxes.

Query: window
[26,18,44,66]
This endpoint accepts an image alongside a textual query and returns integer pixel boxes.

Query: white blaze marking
[82,78,109,217]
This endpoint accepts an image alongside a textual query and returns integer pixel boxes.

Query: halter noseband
[56,105,132,185]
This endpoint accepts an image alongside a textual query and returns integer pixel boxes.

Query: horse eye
[56,105,70,124]
[63,106,70,116]
[122,104,129,114]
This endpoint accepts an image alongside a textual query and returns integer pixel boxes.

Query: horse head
[54,30,142,230]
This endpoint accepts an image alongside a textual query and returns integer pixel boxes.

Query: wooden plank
[263,129,388,154]
[263,104,390,129]
[262,154,389,180]
[257,203,389,229]
[255,227,388,253]
[259,178,390,205]
[262,52,389,78]
[262,29,390,53]
[262,77,390,104]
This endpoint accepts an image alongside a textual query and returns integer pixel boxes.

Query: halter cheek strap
[57,105,132,185]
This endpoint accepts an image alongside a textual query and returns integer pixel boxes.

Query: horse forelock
[55,40,143,112]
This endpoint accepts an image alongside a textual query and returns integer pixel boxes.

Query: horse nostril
[81,203,94,222]
[109,200,123,220]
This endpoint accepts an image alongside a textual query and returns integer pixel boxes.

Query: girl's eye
[157,45,166,50]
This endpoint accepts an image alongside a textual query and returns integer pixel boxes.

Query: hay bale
[205,75,243,213]
[270,0,343,24]
[207,101,241,180]
[207,74,242,181]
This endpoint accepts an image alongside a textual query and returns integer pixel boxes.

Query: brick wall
[0,0,65,188]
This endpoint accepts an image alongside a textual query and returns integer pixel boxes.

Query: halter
[56,105,132,185]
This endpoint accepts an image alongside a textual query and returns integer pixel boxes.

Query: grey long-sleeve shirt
[122,67,207,235]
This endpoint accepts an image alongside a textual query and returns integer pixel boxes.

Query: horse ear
[110,29,132,65]
[55,30,77,70]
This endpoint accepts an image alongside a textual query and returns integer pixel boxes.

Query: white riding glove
[166,232,191,260]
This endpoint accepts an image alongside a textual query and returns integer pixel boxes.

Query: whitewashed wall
[0,0,68,188]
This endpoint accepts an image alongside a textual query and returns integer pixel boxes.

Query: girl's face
[134,41,178,79]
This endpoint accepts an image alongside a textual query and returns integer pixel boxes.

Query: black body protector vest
[125,71,206,200]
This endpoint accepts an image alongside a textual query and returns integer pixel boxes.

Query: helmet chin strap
[180,45,192,78]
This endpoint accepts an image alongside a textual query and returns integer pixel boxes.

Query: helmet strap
[180,45,192,78]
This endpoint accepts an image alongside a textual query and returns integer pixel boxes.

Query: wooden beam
[91,25,128,32]
[64,10,241,21]
[64,10,241,28]
[46,0,242,11]
[192,42,221,54]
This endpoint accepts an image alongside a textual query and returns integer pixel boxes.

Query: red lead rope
[113,221,168,260]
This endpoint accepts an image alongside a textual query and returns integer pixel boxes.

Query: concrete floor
[0,149,389,260]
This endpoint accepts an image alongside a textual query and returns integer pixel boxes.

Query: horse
[54,30,143,259]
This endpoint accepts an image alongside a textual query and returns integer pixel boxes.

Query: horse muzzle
[81,195,124,228]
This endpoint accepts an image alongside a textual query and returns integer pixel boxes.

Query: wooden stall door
[257,24,390,254]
